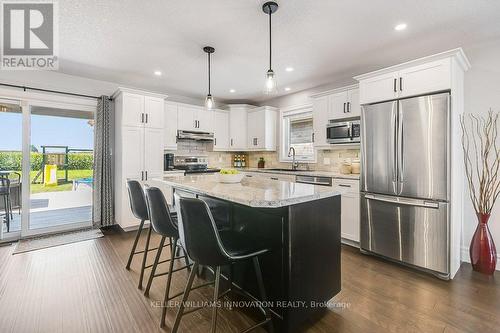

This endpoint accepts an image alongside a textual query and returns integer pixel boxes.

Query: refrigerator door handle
[391,103,397,184]
[364,193,439,209]
[398,107,404,184]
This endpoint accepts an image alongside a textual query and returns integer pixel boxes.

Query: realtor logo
[1,1,58,70]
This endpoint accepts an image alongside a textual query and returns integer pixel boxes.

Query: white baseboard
[461,246,500,271]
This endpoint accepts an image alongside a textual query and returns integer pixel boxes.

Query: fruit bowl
[217,169,244,183]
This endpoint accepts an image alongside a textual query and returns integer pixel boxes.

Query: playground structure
[32,145,93,185]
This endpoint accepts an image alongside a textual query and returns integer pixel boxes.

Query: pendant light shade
[203,46,215,110]
[262,2,278,94]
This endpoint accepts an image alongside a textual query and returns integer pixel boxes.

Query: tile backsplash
[167,140,360,172]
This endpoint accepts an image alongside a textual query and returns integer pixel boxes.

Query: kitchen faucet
[288,147,299,170]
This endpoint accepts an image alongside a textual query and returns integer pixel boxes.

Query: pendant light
[262,2,278,94]
[203,46,215,110]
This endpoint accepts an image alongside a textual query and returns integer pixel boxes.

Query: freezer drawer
[360,193,449,274]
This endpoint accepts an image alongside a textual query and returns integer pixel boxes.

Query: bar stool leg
[172,262,198,333]
[126,219,145,270]
[161,237,178,328]
[144,236,166,297]
[253,257,274,333]
[138,225,152,289]
[211,266,221,333]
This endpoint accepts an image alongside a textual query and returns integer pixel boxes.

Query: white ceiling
[58,0,500,103]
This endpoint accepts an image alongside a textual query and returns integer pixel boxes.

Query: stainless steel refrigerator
[360,92,450,278]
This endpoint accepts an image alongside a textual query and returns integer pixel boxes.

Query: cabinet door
[229,109,247,150]
[122,126,144,180]
[144,128,164,180]
[341,193,360,242]
[196,109,214,133]
[177,106,196,131]
[347,88,361,117]
[399,59,451,98]
[328,91,349,120]
[247,110,265,149]
[312,96,328,147]
[122,93,145,127]
[164,103,178,150]
[359,71,399,104]
[144,97,164,129]
[213,110,229,150]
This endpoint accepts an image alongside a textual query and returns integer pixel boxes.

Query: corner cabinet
[112,88,167,230]
[164,102,178,150]
[227,105,249,150]
[246,106,277,151]
[213,109,230,151]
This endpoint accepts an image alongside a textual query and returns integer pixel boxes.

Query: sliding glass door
[0,97,94,241]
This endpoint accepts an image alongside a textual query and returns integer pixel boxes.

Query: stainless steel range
[173,155,220,174]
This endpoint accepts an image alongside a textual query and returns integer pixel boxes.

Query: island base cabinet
[174,190,341,333]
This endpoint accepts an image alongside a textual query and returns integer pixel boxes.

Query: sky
[0,112,94,151]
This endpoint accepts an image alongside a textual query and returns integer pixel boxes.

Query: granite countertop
[242,168,360,180]
[153,174,340,208]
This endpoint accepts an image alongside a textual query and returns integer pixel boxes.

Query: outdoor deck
[2,187,92,233]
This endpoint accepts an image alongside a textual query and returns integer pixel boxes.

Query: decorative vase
[469,213,497,275]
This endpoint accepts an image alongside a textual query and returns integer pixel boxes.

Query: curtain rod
[0,82,112,101]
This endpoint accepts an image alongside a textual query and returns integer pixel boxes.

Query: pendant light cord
[268,5,272,70]
[208,52,211,94]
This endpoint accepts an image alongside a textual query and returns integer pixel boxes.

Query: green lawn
[29,169,93,194]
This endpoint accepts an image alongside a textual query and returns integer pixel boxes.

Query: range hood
[177,130,214,141]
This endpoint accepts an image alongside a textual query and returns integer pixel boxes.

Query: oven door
[326,122,352,143]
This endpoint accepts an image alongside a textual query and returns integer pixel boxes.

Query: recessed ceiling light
[394,23,407,31]
[284,87,291,91]
[154,70,162,76]
[229,89,236,93]
[285,67,294,72]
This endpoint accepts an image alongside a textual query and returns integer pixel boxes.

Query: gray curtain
[93,96,114,227]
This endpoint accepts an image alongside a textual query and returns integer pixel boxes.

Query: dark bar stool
[0,176,12,232]
[125,180,173,289]
[173,197,274,333]
[144,187,191,328]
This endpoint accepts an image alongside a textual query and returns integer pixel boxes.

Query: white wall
[462,41,500,267]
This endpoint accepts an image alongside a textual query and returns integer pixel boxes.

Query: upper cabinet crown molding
[112,87,168,100]
[309,84,359,98]
[353,48,471,82]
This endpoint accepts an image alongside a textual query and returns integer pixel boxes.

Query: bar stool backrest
[178,197,229,266]
[126,180,148,221]
[145,187,178,237]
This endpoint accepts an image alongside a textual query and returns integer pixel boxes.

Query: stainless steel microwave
[326,117,360,144]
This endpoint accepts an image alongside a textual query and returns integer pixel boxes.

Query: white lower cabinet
[333,178,360,244]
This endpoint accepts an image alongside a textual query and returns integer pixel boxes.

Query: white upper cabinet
[312,95,328,148]
[228,105,248,150]
[177,105,197,131]
[347,88,361,117]
[144,96,165,129]
[196,109,214,133]
[213,110,230,151]
[247,106,277,151]
[177,104,214,132]
[398,59,451,98]
[329,91,349,119]
[358,72,399,105]
[164,103,178,150]
[354,50,471,104]
[121,93,145,127]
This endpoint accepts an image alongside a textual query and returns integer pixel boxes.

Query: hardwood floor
[0,227,499,333]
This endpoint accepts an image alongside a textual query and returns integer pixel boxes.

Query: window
[280,105,316,163]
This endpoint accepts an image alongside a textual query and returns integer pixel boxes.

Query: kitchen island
[149,174,342,332]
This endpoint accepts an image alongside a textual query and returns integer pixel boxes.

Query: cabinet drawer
[333,178,359,194]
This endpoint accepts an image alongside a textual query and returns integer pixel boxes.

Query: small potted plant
[461,110,499,275]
